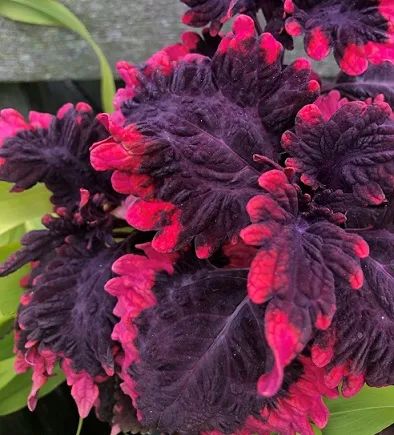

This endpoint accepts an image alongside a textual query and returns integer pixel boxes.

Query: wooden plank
[0,0,186,82]
[0,0,339,82]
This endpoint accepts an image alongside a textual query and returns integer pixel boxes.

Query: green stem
[75,417,84,435]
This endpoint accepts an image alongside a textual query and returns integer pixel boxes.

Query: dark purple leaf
[91,16,319,258]
[0,103,120,210]
[16,239,122,377]
[96,377,140,434]
[335,62,394,108]
[107,246,336,434]
[181,0,263,34]
[283,100,394,205]
[240,170,369,396]
[312,228,394,391]
[284,0,394,76]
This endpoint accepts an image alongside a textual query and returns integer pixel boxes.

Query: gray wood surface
[0,0,186,82]
[0,0,339,82]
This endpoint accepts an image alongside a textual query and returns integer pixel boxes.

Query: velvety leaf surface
[335,61,394,108]
[0,178,122,417]
[283,100,394,205]
[181,0,263,34]
[212,18,319,132]
[0,104,119,210]
[284,0,394,75]
[95,377,140,435]
[312,229,394,390]
[15,240,120,378]
[91,15,319,259]
[134,263,267,433]
[311,189,391,230]
[6,217,128,416]
[240,170,368,397]
[107,246,336,434]
[0,196,115,278]
[262,0,293,49]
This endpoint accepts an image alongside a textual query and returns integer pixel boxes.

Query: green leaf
[0,357,17,390]
[0,314,14,338]
[0,243,29,318]
[23,217,44,232]
[0,1,59,25]
[0,183,51,244]
[0,333,14,361]
[0,270,26,317]
[0,367,65,415]
[324,386,394,435]
[0,223,29,247]
[0,217,45,247]
[313,425,323,435]
[1,0,115,112]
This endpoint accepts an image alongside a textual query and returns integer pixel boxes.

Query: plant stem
[75,418,84,435]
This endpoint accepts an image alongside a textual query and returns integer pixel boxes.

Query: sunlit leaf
[0,183,50,242]
[0,357,16,390]
[324,386,394,435]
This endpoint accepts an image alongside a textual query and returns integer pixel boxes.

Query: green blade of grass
[0,1,60,25]
[0,0,115,112]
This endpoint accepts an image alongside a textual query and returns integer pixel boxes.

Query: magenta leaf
[15,239,121,378]
[313,228,394,394]
[0,194,116,278]
[181,0,262,34]
[284,0,394,75]
[91,16,319,258]
[240,170,368,396]
[181,0,287,44]
[62,359,100,418]
[0,103,119,210]
[283,100,394,205]
[107,246,335,434]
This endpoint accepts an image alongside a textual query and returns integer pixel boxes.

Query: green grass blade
[0,1,59,25]
[1,0,115,111]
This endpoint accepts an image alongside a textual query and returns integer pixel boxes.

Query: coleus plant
[0,1,394,434]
